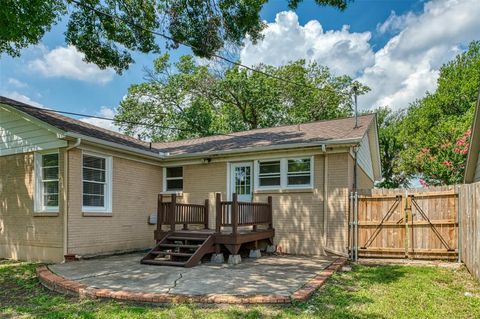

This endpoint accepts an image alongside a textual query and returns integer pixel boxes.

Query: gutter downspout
[63,138,81,261]
[323,145,328,252]
[353,144,359,262]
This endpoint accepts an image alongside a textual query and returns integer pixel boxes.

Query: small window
[287,158,311,186]
[82,153,112,212]
[165,167,183,191]
[258,160,281,187]
[35,152,59,212]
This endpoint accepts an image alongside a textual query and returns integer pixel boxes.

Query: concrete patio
[48,253,337,297]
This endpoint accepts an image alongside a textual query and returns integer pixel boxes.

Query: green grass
[1,259,479,319]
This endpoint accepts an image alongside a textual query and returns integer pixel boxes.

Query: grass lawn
[1,259,479,319]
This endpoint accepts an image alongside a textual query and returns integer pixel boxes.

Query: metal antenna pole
[353,84,358,128]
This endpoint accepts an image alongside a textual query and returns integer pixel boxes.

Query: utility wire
[68,0,354,98]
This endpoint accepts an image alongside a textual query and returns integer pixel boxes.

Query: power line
[68,0,354,98]
[17,102,271,141]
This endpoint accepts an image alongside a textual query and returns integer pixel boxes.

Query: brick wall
[0,151,64,262]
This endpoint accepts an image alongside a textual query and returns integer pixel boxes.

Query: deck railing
[215,193,273,234]
[157,194,209,231]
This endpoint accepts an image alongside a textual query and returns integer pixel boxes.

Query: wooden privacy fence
[458,183,480,281]
[351,186,458,260]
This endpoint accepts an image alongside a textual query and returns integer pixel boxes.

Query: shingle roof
[153,115,375,156]
[0,96,154,153]
[0,96,375,158]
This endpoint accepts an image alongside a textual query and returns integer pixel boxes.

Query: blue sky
[1,0,479,129]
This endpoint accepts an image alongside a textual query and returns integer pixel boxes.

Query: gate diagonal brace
[361,195,402,249]
[410,195,454,251]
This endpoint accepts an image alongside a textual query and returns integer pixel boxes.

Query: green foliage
[115,54,367,141]
[1,0,350,73]
[0,0,66,57]
[396,41,480,185]
[373,107,411,188]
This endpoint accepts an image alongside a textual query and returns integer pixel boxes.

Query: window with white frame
[255,157,313,190]
[165,167,183,191]
[35,152,59,212]
[287,158,311,186]
[82,153,112,212]
[258,160,281,187]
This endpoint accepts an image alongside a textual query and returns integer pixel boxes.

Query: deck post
[204,199,209,229]
[232,193,238,235]
[267,196,273,230]
[157,194,163,235]
[170,194,177,231]
[215,193,222,233]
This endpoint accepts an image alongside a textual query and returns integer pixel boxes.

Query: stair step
[142,260,186,267]
[159,243,200,249]
[151,251,193,257]
[168,236,207,241]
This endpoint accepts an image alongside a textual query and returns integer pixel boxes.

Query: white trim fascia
[65,132,161,160]
[81,150,113,214]
[162,139,361,161]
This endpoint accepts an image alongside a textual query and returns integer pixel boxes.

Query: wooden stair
[141,231,215,267]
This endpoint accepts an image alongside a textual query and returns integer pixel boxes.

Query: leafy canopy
[381,41,480,186]
[1,0,351,73]
[115,54,367,141]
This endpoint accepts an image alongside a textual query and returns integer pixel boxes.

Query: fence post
[215,193,222,233]
[170,194,177,231]
[232,193,238,235]
[204,199,209,229]
[267,196,273,230]
[157,194,163,236]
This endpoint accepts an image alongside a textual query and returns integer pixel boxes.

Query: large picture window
[254,157,313,190]
[82,153,112,212]
[35,152,59,213]
[165,167,183,192]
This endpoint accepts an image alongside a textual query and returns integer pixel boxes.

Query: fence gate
[353,189,458,260]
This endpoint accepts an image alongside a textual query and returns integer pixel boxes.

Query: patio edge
[37,257,347,304]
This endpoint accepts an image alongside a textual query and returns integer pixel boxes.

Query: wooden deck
[142,193,275,267]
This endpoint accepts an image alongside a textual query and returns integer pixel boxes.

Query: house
[0,96,381,263]
[464,91,480,183]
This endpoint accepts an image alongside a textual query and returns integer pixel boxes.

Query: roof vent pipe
[353,84,359,129]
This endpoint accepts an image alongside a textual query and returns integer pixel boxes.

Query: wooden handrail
[215,193,273,234]
[156,194,210,231]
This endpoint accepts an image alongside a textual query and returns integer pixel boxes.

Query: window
[258,160,281,187]
[35,152,59,212]
[254,157,313,190]
[82,153,112,212]
[165,167,183,192]
[287,158,311,186]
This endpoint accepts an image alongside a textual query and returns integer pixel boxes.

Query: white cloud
[29,45,115,84]
[240,11,374,76]
[359,0,480,109]
[7,78,28,89]
[0,91,43,108]
[80,106,120,132]
[240,0,480,110]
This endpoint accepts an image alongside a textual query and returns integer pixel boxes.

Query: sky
[1,0,479,131]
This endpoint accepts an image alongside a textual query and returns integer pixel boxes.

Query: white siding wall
[0,106,67,156]
[357,133,374,180]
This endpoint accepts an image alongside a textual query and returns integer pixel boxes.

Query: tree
[396,41,480,185]
[114,53,367,141]
[373,107,411,188]
[1,0,351,73]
